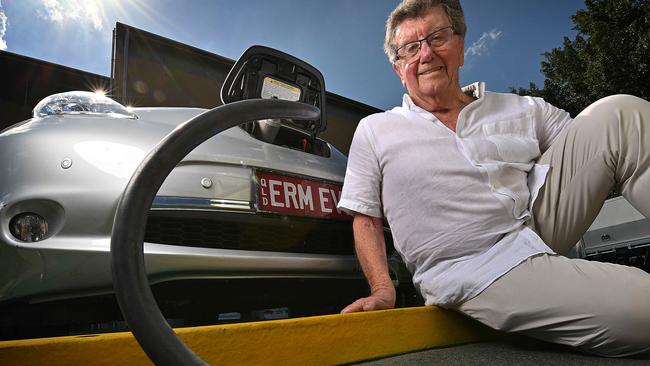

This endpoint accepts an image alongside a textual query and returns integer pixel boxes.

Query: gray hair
[384,0,467,63]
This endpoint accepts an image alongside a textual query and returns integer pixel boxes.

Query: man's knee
[572,94,649,162]
[579,94,649,116]
[577,94,650,129]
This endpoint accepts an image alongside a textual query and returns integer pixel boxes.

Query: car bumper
[0,236,363,303]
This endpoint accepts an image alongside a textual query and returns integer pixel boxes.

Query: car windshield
[33,91,137,119]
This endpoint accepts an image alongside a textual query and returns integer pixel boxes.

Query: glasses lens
[399,42,420,60]
[428,27,452,47]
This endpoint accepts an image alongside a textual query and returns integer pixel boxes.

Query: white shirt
[338,82,573,306]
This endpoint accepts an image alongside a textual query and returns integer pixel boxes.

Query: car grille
[144,213,361,255]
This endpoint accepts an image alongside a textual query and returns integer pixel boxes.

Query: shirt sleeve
[337,118,384,218]
[532,97,573,152]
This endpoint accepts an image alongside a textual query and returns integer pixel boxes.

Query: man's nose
[419,41,435,62]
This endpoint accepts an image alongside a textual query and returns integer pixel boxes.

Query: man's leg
[531,94,650,254]
[457,253,650,357]
[457,95,650,357]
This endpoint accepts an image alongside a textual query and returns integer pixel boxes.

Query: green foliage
[512,0,650,116]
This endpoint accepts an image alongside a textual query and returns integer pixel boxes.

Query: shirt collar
[400,81,486,118]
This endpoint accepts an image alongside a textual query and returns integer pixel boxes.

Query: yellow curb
[0,306,499,365]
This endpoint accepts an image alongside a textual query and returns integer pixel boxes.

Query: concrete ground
[354,336,650,366]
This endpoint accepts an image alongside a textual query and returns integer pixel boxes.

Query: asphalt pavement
[353,336,650,366]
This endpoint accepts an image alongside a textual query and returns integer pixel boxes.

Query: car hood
[1,107,347,183]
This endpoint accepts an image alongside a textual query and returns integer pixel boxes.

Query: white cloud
[0,1,8,50]
[39,0,105,31]
[465,29,502,58]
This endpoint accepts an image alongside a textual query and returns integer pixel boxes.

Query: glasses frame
[395,26,456,62]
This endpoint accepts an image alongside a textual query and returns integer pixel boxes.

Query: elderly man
[338,0,650,357]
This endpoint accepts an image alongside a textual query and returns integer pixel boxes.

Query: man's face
[392,6,465,104]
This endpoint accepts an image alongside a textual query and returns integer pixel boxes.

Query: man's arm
[340,213,396,313]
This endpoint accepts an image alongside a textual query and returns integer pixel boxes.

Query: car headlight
[9,213,49,242]
[32,91,137,119]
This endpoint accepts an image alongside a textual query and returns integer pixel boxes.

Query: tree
[513,0,650,117]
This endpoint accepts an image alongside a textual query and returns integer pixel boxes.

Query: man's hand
[341,214,396,313]
[340,287,396,314]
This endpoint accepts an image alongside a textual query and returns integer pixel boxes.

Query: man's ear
[392,63,406,88]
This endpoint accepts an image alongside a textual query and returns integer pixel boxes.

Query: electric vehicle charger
[110,99,319,365]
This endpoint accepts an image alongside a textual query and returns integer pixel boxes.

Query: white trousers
[457,95,650,357]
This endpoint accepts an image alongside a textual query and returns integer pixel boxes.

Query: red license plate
[256,171,351,220]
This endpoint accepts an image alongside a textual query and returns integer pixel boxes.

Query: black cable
[110,99,319,365]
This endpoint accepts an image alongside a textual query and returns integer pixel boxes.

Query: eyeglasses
[395,26,455,61]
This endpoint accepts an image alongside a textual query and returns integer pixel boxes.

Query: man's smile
[418,66,444,75]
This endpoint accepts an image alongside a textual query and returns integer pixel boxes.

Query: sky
[0,0,586,110]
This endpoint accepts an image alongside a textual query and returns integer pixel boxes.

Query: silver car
[0,47,409,338]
